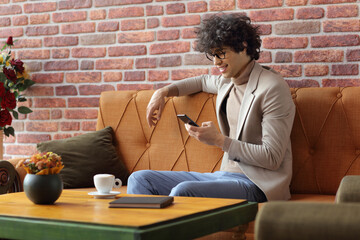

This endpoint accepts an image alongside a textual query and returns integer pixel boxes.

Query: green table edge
[0,202,258,240]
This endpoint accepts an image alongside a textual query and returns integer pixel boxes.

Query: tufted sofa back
[97,91,223,174]
[290,87,360,195]
[97,87,360,195]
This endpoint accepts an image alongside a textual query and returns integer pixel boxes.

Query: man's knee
[170,182,196,197]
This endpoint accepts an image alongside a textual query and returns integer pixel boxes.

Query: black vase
[23,174,63,204]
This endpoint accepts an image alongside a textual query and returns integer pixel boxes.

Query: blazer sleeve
[168,75,222,96]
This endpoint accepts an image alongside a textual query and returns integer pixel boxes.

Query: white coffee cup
[93,174,122,194]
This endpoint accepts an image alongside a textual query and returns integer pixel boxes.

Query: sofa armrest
[7,157,28,191]
[0,160,21,194]
[335,175,360,203]
[255,202,360,240]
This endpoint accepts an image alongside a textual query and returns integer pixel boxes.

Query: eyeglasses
[205,50,226,61]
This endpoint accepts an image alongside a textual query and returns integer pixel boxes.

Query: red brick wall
[1,0,359,158]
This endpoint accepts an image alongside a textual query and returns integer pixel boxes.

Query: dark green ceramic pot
[23,174,63,204]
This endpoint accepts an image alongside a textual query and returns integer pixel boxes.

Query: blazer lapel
[235,62,263,139]
[216,80,233,134]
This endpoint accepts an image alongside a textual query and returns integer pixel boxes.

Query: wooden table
[0,190,258,240]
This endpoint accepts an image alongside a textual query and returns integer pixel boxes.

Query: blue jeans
[127,170,267,202]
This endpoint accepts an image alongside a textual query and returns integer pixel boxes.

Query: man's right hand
[146,88,168,127]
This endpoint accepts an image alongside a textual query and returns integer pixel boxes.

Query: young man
[127,14,295,202]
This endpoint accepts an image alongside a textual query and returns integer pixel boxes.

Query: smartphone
[177,114,199,127]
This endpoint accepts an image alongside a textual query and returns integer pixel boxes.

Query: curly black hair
[196,14,261,60]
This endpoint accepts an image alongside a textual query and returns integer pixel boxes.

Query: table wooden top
[0,190,248,228]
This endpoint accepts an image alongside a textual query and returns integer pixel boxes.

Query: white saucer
[88,191,121,199]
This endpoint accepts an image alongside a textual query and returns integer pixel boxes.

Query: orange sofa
[95,87,357,204]
[4,86,360,239]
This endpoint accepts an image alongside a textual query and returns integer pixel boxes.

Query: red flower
[0,109,12,127]
[3,67,17,82]
[10,59,25,74]
[6,36,13,46]
[1,91,16,110]
[0,83,5,98]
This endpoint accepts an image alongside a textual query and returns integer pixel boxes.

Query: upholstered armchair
[0,160,22,194]
[255,175,360,240]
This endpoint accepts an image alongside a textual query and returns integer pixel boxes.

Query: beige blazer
[172,62,295,200]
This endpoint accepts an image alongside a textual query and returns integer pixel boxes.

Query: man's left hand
[185,121,225,148]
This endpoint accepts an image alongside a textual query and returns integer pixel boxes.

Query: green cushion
[255,202,360,240]
[37,127,129,189]
[336,175,360,203]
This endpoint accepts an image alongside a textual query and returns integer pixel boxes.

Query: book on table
[109,196,174,209]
